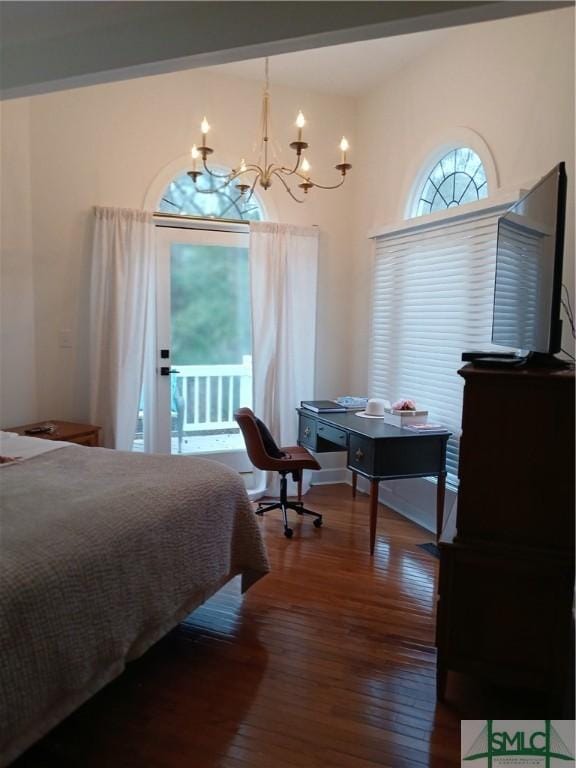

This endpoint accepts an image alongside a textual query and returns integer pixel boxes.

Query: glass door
[136,225,253,471]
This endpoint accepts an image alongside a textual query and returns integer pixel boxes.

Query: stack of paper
[335,396,369,410]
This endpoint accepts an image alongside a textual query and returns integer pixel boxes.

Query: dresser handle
[304,427,311,437]
[355,448,364,460]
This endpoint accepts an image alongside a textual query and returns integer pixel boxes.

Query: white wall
[350,7,575,395]
[0,68,357,435]
[0,98,37,425]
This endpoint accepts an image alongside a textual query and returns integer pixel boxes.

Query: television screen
[492,163,566,354]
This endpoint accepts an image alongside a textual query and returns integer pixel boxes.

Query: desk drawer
[299,414,317,450]
[317,422,347,449]
[348,434,374,474]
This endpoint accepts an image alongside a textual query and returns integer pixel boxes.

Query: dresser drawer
[317,422,348,449]
[348,434,374,474]
[298,414,317,450]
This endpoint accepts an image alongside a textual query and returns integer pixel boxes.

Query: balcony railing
[172,355,252,434]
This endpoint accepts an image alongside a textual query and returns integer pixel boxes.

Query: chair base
[256,474,323,538]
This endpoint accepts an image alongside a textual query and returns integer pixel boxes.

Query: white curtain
[89,206,156,450]
[249,221,319,496]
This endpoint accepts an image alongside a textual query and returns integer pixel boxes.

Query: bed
[0,433,269,766]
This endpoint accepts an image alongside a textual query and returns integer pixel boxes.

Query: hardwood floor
[14,484,542,768]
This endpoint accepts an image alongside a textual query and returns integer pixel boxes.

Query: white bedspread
[0,445,269,766]
[0,430,70,462]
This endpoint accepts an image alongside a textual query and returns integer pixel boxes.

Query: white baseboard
[309,468,349,485]
[311,468,457,536]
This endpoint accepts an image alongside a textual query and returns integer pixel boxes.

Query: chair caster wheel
[313,518,323,528]
[284,528,294,539]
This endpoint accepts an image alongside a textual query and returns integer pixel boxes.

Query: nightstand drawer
[71,432,100,447]
[317,422,347,448]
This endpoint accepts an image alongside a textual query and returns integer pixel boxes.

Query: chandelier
[188,58,352,204]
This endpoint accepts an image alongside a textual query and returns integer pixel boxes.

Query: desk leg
[369,479,379,555]
[297,474,303,503]
[436,472,446,542]
[352,471,357,499]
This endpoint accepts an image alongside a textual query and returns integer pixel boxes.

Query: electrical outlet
[59,329,73,348]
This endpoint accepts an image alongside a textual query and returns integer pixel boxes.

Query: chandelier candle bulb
[340,137,349,164]
[301,157,311,175]
[296,111,306,142]
[191,144,199,169]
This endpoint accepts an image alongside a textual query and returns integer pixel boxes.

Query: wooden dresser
[5,420,101,447]
[436,364,575,710]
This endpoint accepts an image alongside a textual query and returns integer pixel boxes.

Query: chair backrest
[234,408,280,471]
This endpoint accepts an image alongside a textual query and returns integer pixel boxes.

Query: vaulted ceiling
[0,1,567,99]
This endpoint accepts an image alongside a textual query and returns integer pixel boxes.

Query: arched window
[158,169,264,221]
[414,147,488,217]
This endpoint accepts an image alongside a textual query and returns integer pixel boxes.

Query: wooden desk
[5,420,101,447]
[297,408,450,554]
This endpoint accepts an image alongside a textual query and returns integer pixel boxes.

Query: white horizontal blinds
[370,211,502,484]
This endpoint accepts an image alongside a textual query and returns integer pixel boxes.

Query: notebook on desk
[300,400,347,413]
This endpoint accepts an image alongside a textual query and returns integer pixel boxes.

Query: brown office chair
[234,407,322,538]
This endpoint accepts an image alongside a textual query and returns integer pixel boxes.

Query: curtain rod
[154,211,250,226]
[153,212,319,227]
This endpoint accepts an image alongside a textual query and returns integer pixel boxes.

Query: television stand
[464,351,573,370]
[518,351,573,370]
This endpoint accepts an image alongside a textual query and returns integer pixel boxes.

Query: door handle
[160,367,170,376]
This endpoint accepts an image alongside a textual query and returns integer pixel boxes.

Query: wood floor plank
[13,483,541,768]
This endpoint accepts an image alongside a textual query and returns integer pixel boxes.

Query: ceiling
[1,1,566,100]
[210,28,450,97]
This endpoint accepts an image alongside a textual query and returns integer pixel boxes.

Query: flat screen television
[490,162,567,366]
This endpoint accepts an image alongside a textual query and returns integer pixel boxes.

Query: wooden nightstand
[5,420,101,447]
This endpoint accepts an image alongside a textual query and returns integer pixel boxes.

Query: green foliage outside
[170,244,252,365]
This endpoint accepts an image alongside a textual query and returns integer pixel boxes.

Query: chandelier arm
[201,157,234,180]
[272,169,306,203]
[194,178,236,194]
[305,176,347,191]
[237,165,262,177]
[276,166,346,190]
[245,174,260,203]
[277,157,302,177]
[278,166,310,181]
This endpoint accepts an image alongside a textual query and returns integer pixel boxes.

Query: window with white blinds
[370,205,510,485]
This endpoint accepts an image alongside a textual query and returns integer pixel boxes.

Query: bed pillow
[255,418,285,458]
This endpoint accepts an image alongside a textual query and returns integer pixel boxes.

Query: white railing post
[239,354,253,410]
